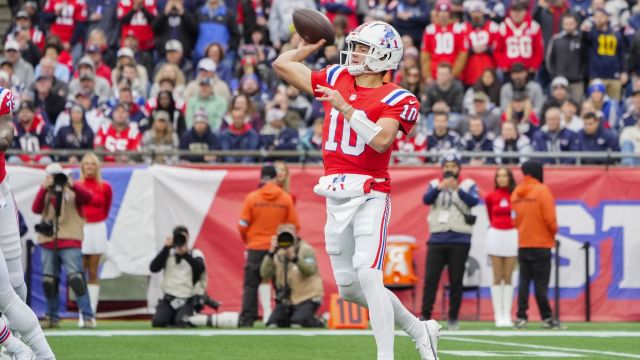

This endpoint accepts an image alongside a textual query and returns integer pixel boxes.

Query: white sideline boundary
[448,337,640,359]
[42,329,640,338]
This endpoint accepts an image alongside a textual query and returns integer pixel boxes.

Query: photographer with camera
[31,163,95,329]
[150,226,207,328]
[260,224,324,328]
[420,152,479,330]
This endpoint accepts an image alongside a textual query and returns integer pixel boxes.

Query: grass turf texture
[44,321,640,359]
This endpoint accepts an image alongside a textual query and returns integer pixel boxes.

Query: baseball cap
[512,91,528,101]
[588,80,606,95]
[510,62,527,73]
[78,56,95,69]
[197,58,216,72]
[260,165,277,181]
[194,110,209,123]
[45,163,65,175]
[473,91,489,102]
[4,40,19,52]
[439,151,461,167]
[154,110,170,122]
[551,76,569,88]
[16,10,29,19]
[165,40,183,53]
[435,1,451,12]
[117,47,135,58]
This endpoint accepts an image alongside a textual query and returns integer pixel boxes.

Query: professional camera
[52,172,68,188]
[443,171,459,180]
[277,230,295,249]
[172,228,188,248]
[34,221,55,237]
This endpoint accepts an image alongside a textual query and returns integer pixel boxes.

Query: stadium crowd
[2,0,640,165]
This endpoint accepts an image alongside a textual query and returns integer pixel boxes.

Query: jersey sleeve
[127,128,142,151]
[421,29,432,52]
[310,64,347,96]
[74,0,88,21]
[379,91,419,135]
[94,126,106,147]
[117,0,130,19]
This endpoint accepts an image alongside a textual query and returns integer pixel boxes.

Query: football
[292,8,336,46]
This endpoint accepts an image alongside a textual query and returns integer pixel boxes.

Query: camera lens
[277,231,294,248]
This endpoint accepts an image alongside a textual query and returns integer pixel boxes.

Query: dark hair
[582,112,599,122]
[437,62,452,71]
[205,43,225,61]
[562,12,579,22]
[230,94,255,116]
[494,167,516,193]
[433,111,449,121]
[173,225,188,235]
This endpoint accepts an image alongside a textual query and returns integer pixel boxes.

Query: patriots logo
[326,174,347,192]
[379,26,398,49]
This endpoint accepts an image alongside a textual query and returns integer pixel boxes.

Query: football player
[273,22,440,360]
[0,87,56,359]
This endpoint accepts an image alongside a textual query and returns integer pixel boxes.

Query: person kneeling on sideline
[260,224,324,328]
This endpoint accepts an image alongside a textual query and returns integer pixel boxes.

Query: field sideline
[41,321,640,359]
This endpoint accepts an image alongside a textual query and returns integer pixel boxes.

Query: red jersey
[485,187,514,230]
[421,22,468,79]
[94,123,141,162]
[0,87,15,183]
[393,131,427,164]
[117,0,157,51]
[494,17,544,72]
[460,20,499,85]
[43,0,87,43]
[77,178,112,223]
[310,65,418,181]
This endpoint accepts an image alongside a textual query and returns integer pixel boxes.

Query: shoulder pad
[325,64,346,87]
[380,88,415,106]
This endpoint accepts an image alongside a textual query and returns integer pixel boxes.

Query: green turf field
[43,321,640,359]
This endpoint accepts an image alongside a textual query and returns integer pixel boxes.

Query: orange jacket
[238,182,300,251]
[511,176,558,249]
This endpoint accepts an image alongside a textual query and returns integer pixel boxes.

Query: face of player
[82,158,98,178]
[510,9,526,24]
[545,110,561,132]
[433,114,448,135]
[501,122,517,140]
[469,118,484,136]
[562,16,577,33]
[496,168,510,188]
[583,117,599,135]
[351,43,371,66]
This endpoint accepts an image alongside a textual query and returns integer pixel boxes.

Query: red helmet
[0,87,15,116]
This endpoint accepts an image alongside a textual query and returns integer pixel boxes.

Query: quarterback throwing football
[274,22,440,360]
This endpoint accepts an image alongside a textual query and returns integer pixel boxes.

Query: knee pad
[335,270,366,306]
[68,272,87,296]
[42,276,58,298]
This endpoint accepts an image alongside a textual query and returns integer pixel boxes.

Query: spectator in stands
[269,92,302,131]
[34,47,69,85]
[53,104,94,162]
[239,73,268,115]
[421,2,467,84]
[203,43,235,87]
[219,108,261,164]
[5,10,45,53]
[238,165,300,327]
[575,112,620,164]
[285,85,313,127]
[260,107,299,159]
[94,103,142,163]
[425,63,465,114]
[113,80,149,132]
[179,111,220,163]
[43,0,88,52]
[541,77,571,120]
[69,56,110,102]
[532,107,579,164]
[393,125,428,164]
[485,167,518,328]
[268,0,316,50]
[560,99,584,132]
[462,92,501,135]
[299,117,323,163]
[149,64,186,102]
[463,69,502,112]
[85,1,119,51]
[399,65,425,100]
[154,90,186,136]
[322,0,358,31]
[428,111,462,160]
[10,101,53,164]
[462,115,496,165]
[142,110,179,164]
[511,160,560,330]
[365,0,395,23]
[185,78,227,131]
[494,120,532,165]
[221,94,263,133]
[11,20,42,67]
[621,89,640,128]
[153,0,198,59]
[582,8,627,100]
[1,40,35,91]
[620,111,640,165]
[500,62,545,116]
[77,153,112,320]
[85,44,112,85]
[260,224,324,328]
[236,0,267,45]
[119,63,148,102]
[533,0,569,50]
[54,89,109,134]
[184,58,231,103]
[33,75,66,124]
[153,41,193,81]
[392,0,430,49]
[195,0,240,59]
[111,47,149,97]
[421,152,479,330]
[501,91,540,140]
[495,2,544,74]
[117,0,157,54]
[460,1,499,87]
[546,13,586,101]
[586,80,619,130]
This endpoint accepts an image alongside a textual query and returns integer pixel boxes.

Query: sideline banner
[8,165,640,321]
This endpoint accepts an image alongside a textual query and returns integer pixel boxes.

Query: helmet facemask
[340,40,393,76]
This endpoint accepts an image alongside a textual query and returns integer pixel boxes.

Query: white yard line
[42,329,640,338]
[447,337,640,359]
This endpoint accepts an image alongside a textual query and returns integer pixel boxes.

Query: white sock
[1,291,55,359]
[490,285,503,326]
[5,257,27,303]
[386,289,423,340]
[502,284,514,323]
[88,284,100,316]
[258,283,272,322]
[0,322,23,354]
[357,267,394,360]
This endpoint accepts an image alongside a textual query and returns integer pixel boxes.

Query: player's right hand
[164,236,173,247]
[297,39,327,58]
[42,176,54,189]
